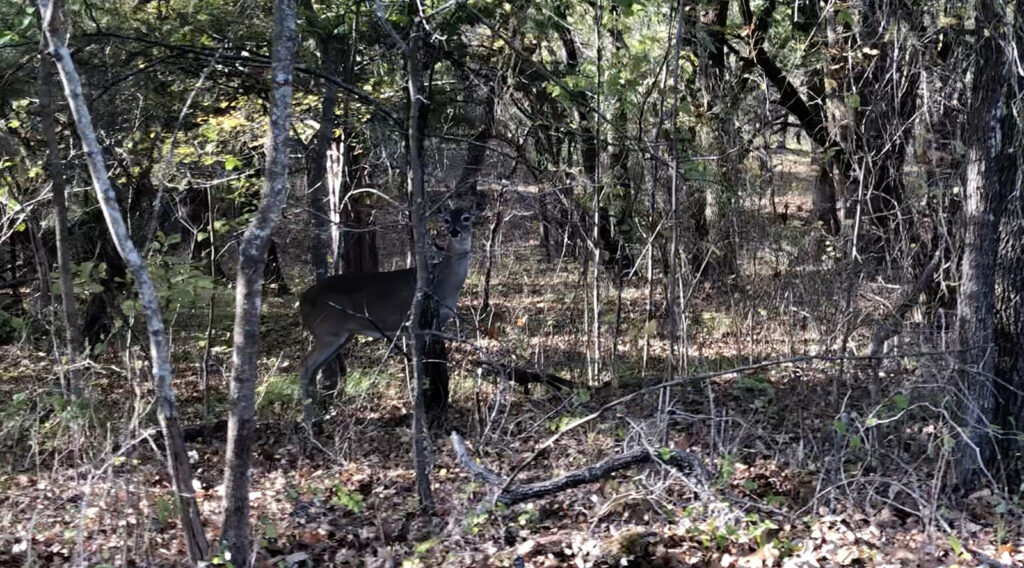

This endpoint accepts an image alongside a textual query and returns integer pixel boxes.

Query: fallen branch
[450,432,707,507]
[500,356,811,492]
[475,359,575,391]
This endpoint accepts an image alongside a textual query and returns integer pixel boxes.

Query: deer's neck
[431,243,472,311]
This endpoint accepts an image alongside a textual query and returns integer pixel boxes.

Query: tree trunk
[37,35,84,395]
[994,180,1024,486]
[221,1,297,566]
[453,75,498,196]
[990,0,1024,488]
[697,0,739,279]
[262,238,290,296]
[423,330,450,422]
[37,0,209,562]
[955,0,1015,489]
[307,34,342,281]
[844,0,919,261]
[406,7,434,509]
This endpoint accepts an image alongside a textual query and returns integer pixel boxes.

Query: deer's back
[300,268,417,335]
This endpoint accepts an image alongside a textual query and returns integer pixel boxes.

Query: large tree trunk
[37,0,209,563]
[37,34,84,395]
[954,0,1015,489]
[994,184,1024,485]
[221,1,297,565]
[990,0,1024,488]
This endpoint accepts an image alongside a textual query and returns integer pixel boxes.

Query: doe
[297,205,482,425]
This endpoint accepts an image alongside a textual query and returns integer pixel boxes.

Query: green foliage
[0,3,36,46]
[548,413,580,433]
[152,492,178,526]
[330,483,365,513]
[258,373,300,415]
[342,369,386,397]
[715,455,737,487]
[465,506,491,535]
[0,307,26,343]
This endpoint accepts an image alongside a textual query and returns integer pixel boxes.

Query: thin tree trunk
[37,36,84,396]
[590,0,603,384]
[307,34,342,281]
[659,0,686,445]
[37,0,208,562]
[221,0,297,565]
[406,6,434,509]
[27,218,52,311]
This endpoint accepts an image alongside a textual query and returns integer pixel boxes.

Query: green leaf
[121,299,140,316]
[845,94,861,109]
[892,393,909,410]
[224,155,242,170]
[948,535,964,557]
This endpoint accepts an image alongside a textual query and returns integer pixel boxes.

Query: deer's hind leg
[319,339,354,398]
[299,332,350,430]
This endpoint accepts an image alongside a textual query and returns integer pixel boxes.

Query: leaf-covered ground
[2,149,1022,567]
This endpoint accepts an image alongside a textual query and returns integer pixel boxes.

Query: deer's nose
[449,228,462,237]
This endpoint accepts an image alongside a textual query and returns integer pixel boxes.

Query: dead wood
[475,359,575,391]
[450,432,706,507]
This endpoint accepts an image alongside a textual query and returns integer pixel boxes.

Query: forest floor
[2,148,1023,567]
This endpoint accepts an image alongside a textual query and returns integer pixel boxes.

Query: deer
[297,204,482,426]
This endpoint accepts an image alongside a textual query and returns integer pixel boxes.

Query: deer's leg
[299,333,349,429]
[320,337,353,397]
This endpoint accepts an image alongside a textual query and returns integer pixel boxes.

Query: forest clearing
[1,0,1023,566]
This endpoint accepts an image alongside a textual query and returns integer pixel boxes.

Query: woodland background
[1,0,1023,565]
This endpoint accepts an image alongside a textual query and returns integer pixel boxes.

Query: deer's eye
[461,214,471,222]
[443,218,451,225]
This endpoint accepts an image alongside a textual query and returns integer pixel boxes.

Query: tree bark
[994,186,1024,485]
[991,0,1024,485]
[306,32,342,281]
[955,0,1015,489]
[697,0,739,279]
[37,0,209,562]
[406,5,434,509]
[221,0,297,565]
[37,34,84,396]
